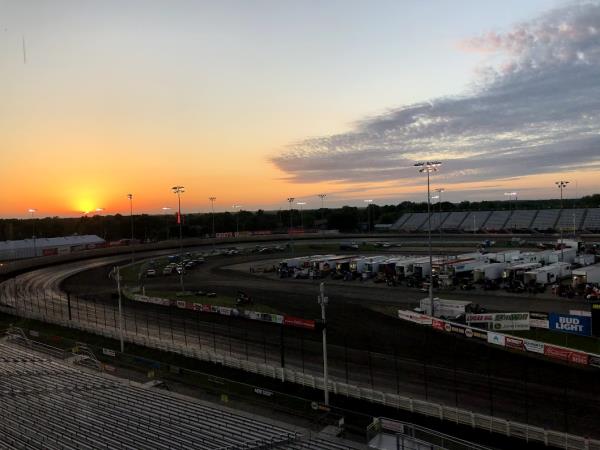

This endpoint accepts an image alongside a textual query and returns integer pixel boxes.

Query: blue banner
[548,313,592,336]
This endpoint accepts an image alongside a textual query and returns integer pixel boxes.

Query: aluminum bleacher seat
[484,210,510,231]
[508,210,537,230]
[429,212,450,231]
[399,212,428,231]
[530,209,560,231]
[440,211,468,230]
[459,211,492,232]
[582,208,600,232]
[390,213,411,230]
[555,208,586,231]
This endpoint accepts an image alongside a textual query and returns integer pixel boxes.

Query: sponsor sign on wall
[283,315,316,330]
[524,339,545,354]
[398,310,433,325]
[548,313,591,336]
[529,311,550,329]
[544,345,589,365]
[505,336,525,351]
[431,319,445,331]
[491,312,530,331]
[465,313,493,323]
[487,332,506,347]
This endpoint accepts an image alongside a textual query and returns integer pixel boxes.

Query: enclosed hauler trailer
[503,262,542,281]
[362,256,389,278]
[473,262,508,282]
[572,263,600,287]
[523,262,572,286]
[418,297,473,319]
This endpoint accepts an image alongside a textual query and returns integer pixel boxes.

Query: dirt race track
[42,246,599,440]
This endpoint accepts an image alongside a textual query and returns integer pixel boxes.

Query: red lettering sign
[283,315,315,330]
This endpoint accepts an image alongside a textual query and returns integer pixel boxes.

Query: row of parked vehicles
[145,254,206,277]
[276,239,600,298]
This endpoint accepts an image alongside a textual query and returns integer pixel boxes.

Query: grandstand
[440,211,468,231]
[583,208,600,232]
[531,209,561,231]
[460,211,491,232]
[0,341,357,450]
[391,208,600,233]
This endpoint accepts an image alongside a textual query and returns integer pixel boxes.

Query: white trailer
[362,256,389,277]
[572,263,600,286]
[518,250,555,265]
[418,297,473,319]
[485,250,521,263]
[502,262,542,280]
[473,262,508,282]
[523,262,572,286]
[548,248,577,264]
[279,256,313,269]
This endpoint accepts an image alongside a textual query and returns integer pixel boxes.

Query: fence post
[67,293,72,321]
[280,325,285,368]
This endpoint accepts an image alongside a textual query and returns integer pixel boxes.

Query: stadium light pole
[434,188,444,242]
[28,208,37,257]
[209,197,216,238]
[318,282,329,406]
[364,199,373,233]
[317,194,327,234]
[415,161,442,317]
[287,198,295,255]
[161,207,172,240]
[296,202,306,229]
[127,194,135,263]
[232,205,242,235]
[556,181,569,262]
[172,186,185,292]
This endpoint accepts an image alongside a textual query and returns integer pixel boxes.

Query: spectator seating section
[428,212,450,231]
[440,211,469,230]
[0,343,355,450]
[531,209,560,231]
[555,209,587,231]
[459,211,492,231]
[582,208,600,232]
[508,210,538,230]
[483,210,511,231]
[397,213,428,231]
[391,213,412,230]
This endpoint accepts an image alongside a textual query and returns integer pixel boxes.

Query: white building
[0,235,105,261]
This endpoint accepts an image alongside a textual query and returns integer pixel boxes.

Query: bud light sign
[548,313,591,336]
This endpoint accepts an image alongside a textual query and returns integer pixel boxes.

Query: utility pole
[127,194,134,263]
[318,194,326,234]
[556,181,569,262]
[287,198,295,256]
[115,266,124,353]
[434,188,444,242]
[318,282,329,406]
[172,186,185,292]
[28,208,37,257]
[364,199,373,233]
[209,197,216,238]
[416,161,442,317]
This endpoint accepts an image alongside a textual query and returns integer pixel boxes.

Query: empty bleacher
[531,209,560,231]
[391,213,411,230]
[555,208,587,231]
[507,210,537,230]
[0,342,329,450]
[483,210,511,231]
[429,212,450,231]
[582,208,600,232]
[440,211,469,231]
[397,212,428,231]
[460,211,492,232]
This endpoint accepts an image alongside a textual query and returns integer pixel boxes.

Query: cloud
[271,2,600,190]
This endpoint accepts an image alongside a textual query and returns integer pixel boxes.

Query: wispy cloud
[271,2,600,190]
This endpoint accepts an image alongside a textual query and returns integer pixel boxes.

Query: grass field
[513,328,600,354]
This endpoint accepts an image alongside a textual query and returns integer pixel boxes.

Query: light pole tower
[318,282,329,406]
[28,208,37,257]
[287,197,295,255]
[172,186,185,292]
[434,188,444,241]
[127,194,134,263]
[232,205,241,235]
[415,161,442,316]
[209,197,216,238]
[504,191,517,230]
[556,181,569,262]
[296,202,306,229]
[364,199,373,233]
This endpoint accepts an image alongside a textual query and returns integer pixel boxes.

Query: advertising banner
[505,336,525,351]
[398,310,433,325]
[487,332,506,347]
[529,311,550,329]
[589,356,600,368]
[548,313,592,336]
[42,248,58,256]
[524,339,545,354]
[102,348,116,357]
[465,313,493,323]
[491,312,530,331]
[283,315,316,330]
[544,345,589,365]
[431,319,445,331]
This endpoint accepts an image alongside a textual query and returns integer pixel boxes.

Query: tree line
[1,194,598,241]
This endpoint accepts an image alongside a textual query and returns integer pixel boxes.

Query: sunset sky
[1,0,599,218]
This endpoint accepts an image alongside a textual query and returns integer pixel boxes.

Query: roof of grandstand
[0,341,358,450]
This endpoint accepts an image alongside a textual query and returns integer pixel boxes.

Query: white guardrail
[2,304,600,450]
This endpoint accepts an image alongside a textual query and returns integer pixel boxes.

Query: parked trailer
[572,263,600,287]
[523,262,572,286]
[418,297,473,319]
[473,262,508,282]
[548,247,577,264]
[363,256,390,278]
[485,250,521,263]
[502,262,542,281]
